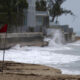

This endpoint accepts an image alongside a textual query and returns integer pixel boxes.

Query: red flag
[0,24,8,33]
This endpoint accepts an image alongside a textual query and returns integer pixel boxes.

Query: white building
[23,0,49,33]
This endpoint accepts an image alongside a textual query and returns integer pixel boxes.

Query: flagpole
[2,31,7,72]
[0,24,8,72]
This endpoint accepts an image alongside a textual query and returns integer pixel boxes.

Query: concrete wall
[27,0,36,28]
[0,32,43,49]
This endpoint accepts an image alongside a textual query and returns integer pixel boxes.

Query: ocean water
[50,41,80,74]
[0,40,80,75]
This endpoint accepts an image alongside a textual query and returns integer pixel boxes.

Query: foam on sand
[62,69,80,75]
[0,46,80,65]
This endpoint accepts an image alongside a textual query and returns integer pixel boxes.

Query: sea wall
[0,32,47,49]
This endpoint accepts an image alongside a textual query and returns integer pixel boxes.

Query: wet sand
[0,61,80,80]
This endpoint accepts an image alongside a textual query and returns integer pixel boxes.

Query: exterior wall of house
[36,16,49,35]
[27,0,36,29]
[9,0,49,33]
[26,0,49,32]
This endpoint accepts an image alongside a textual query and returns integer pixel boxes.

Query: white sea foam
[0,41,80,74]
[67,40,80,46]
[74,40,80,44]
[12,44,72,53]
[0,46,80,65]
[0,32,80,74]
[70,43,80,46]
[62,69,80,75]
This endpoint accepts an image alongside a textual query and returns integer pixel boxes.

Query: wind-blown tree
[36,0,47,11]
[0,0,28,32]
[48,0,73,22]
[36,0,73,23]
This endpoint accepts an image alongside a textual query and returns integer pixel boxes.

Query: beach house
[22,0,49,34]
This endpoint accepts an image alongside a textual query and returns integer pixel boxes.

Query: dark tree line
[0,0,28,26]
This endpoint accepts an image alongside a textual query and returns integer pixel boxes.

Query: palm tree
[48,0,73,22]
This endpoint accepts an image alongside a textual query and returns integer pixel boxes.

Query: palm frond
[49,0,73,22]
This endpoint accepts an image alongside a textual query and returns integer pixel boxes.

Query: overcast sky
[58,0,80,36]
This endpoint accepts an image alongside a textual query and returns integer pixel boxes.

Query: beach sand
[0,61,80,80]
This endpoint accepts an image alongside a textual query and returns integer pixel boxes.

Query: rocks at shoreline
[76,36,80,40]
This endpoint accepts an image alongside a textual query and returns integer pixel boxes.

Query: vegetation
[36,0,73,23]
[36,0,47,11]
[48,0,74,22]
[0,0,28,32]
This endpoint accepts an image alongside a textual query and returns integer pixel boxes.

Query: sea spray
[48,29,65,47]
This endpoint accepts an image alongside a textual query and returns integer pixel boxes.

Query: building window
[36,16,43,26]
